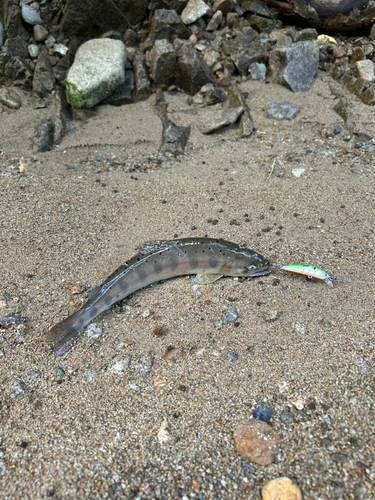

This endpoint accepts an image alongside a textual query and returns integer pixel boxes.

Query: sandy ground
[0,72,375,499]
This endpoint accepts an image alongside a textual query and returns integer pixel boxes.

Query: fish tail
[46,309,86,355]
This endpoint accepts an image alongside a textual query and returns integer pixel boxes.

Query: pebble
[106,353,131,374]
[56,367,65,379]
[21,3,43,25]
[240,461,256,475]
[181,0,212,25]
[253,406,273,424]
[45,35,56,49]
[157,419,171,444]
[263,309,279,322]
[33,24,48,42]
[267,101,300,121]
[292,168,306,178]
[223,306,238,325]
[0,314,27,328]
[133,354,153,377]
[261,477,302,500]
[53,43,68,56]
[129,383,141,392]
[214,319,223,327]
[292,321,306,334]
[163,348,186,361]
[10,379,27,398]
[28,44,40,59]
[234,420,281,465]
[85,323,103,344]
[153,376,167,387]
[227,352,239,362]
[280,410,295,424]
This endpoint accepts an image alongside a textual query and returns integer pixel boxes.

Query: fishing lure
[280,264,338,287]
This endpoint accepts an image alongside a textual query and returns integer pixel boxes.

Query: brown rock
[349,46,365,67]
[163,348,186,361]
[150,9,190,41]
[176,43,217,95]
[234,420,280,465]
[261,477,302,500]
[359,84,375,105]
[213,0,233,15]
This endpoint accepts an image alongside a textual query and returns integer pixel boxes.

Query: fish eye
[246,265,257,270]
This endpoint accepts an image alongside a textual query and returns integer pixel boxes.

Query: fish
[46,238,270,355]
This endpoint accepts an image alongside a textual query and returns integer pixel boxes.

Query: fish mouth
[248,266,270,277]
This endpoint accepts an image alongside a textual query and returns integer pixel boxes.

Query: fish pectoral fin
[193,274,223,285]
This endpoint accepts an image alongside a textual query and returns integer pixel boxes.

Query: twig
[266,159,276,182]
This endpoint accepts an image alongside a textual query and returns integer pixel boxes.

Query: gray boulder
[268,41,319,92]
[65,38,127,108]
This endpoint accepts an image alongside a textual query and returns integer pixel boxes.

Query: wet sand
[0,73,374,499]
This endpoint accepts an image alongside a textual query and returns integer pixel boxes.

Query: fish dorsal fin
[136,239,174,255]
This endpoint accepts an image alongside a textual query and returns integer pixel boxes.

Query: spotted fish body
[47,238,270,355]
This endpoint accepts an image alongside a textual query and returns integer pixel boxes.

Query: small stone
[292,321,306,334]
[129,383,141,392]
[106,353,131,374]
[154,376,167,387]
[234,420,281,465]
[28,44,40,59]
[353,485,367,499]
[350,46,365,67]
[142,308,152,318]
[320,317,334,329]
[227,352,239,362]
[200,106,243,134]
[280,410,295,424]
[53,44,68,56]
[56,367,65,379]
[263,309,279,322]
[33,24,48,42]
[249,62,266,81]
[0,315,27,328]
[45,35,56,50]
[214,319,223,327]
[356,59,375,82]
[133,354,153,377]
[261,477,302,500]
[86,323,103,344]
[267,101,300,120]
[10,380,27,398]
[0,88,22,110]
[207,10,222,31]
[294,28,318,42]
[163,348,186,361]
[240,461,256,475]
[253,406,273,424]
[181,0,212,25]
[22,4,42,25]
[157,419,171,444]
[292,398,305,410]
[292,168,305,178]
[223,306,239,325]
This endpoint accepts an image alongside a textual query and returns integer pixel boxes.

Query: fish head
[231,252,270,278]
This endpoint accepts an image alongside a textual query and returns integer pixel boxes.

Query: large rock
[263,0,375,32]
[65,38,127,108]
[221,27,269,76]
[58,0,148,40]
[268,40,319,92]
[176,43,217,95]
[32,47,55,97]
[150,9,190,41]
[149,0,188,13]
[150,39,177,89]
[133,53,152,101]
